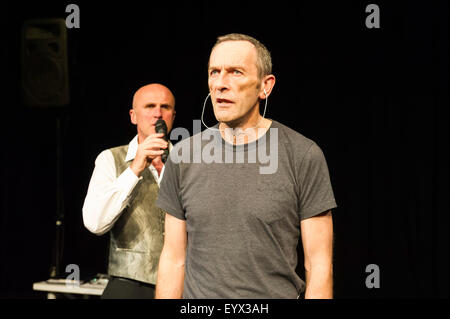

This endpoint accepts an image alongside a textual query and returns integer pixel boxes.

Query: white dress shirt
[82,135,172,235]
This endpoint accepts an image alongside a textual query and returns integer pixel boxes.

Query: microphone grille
[155,119,167,133]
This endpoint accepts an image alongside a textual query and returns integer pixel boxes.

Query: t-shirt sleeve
[156,153,186,220]
[298,143,337,220]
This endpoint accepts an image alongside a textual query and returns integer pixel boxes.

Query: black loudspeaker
[22,19,69,107]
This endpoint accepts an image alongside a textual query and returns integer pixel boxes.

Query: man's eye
[210,70,218,76]
[233,70,242,75]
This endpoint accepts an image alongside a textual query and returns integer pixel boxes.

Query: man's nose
[153,105,162,118]
[212,72,229,93]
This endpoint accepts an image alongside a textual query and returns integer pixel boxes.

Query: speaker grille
[22,19,69,107]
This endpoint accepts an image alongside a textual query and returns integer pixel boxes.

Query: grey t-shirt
[156,120,337,298]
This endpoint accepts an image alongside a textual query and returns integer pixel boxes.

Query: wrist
[130,160,146,177]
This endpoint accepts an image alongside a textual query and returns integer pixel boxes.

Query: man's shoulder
[171,128,213,149]
[168,128,222,167]
[271,120,331,175]
[108,144,128,153]
[271,120,315,149]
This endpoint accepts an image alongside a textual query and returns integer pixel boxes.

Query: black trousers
[101,276,155,299]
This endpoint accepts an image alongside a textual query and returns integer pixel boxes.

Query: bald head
[130,83,176,143]
[132,83,175,109]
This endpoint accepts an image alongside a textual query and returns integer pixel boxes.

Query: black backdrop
[0,0,447,298]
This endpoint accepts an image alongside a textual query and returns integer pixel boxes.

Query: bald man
[83,83,176,298]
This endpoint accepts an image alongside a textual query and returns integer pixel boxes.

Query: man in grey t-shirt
[155,33,337,299]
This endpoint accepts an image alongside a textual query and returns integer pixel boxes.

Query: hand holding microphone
[130,120,168,177]
[155,119,169,163]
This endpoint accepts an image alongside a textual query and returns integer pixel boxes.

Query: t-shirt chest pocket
[253,175,297,224]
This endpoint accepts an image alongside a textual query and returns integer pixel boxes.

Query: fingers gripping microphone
[155,119,169,163]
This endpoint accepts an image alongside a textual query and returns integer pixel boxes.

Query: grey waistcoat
[107,145,165,284]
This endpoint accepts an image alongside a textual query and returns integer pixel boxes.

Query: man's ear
[259,75,276,99]
[129,108,137,125]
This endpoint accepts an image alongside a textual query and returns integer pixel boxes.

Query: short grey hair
[210,33,272,79]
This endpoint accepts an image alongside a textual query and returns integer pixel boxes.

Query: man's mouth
[216,98,234,105]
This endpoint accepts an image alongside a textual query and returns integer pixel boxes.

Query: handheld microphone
[155,119,169,163]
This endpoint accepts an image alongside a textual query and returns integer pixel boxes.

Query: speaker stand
[50,113,65,278]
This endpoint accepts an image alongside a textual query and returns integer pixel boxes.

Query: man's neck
[219,117,272,145]
[152,157,164,176]
[137,133,147,145]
